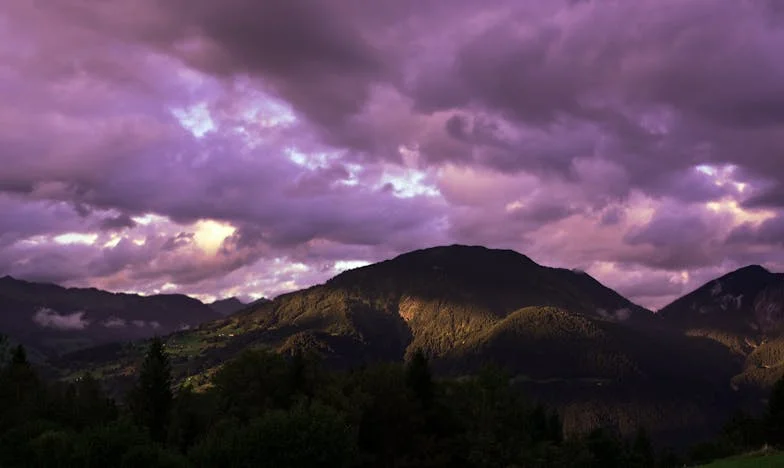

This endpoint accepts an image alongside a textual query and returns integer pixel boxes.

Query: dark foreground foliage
[0,337,714,467]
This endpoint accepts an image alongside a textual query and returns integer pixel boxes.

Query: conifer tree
[74,372,117,428]
[406,349,434,408]
[767,376,784,446]
[128,338,173,443]
[5,345,39,400]
[631,427,655,468]
[0,334,8,366]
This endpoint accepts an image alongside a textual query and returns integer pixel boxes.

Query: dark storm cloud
[0,196,86,246]
[623,211,719,270]
[728,216,784,247]
[2,0,784,306]
[402,0,784,201]
[17,0,784,195]
[98,214,137,231]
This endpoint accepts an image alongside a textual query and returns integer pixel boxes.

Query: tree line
[6,332,777,467]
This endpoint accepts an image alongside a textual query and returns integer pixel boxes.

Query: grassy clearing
[700,452,784,467]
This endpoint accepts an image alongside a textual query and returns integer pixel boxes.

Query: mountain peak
[658,263,782,330]
[398,244,538,264]
[327,244,541,287]
[320,244,649,325]
[724,264,771,278]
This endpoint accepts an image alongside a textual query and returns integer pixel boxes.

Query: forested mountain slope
[57,245,745,444]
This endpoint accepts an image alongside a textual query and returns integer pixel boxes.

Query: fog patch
[103,317,126,328]
[33,307,90,330]
[596,307,632,322]
[614,308,632,321]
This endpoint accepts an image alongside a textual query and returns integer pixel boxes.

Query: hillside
[0,276,220,357]
[658,266,784,394]
[658,265,784,336]
[56,245,744,444]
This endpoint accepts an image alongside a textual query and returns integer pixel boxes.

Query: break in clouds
[1,0,784,309]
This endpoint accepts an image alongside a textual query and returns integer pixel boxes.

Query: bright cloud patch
[171,102,216,138]
[54,233,98,245]
[706,200,775,225]
[378,167,440,198]
[193,220,236,255]
[334,260,371,272]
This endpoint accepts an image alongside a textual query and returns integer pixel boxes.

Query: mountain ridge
[7,246,784,445]
[0,275,221,357]
[208,297,247,316]
[50,245,746,445]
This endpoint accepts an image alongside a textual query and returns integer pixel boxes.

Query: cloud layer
[2,0,784,309]
[33,308,90,331]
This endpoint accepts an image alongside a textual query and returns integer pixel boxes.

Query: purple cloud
[0,0,784,308]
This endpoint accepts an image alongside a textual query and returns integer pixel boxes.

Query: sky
[1,0,784,310]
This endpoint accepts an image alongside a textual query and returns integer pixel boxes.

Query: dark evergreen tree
[211,349,290,420]
[630,427,655,468]
[722,410,762,451]
[531,404,549,442]
[405,349,434,408]
[767,375,784,446]
[287,348,317,401]
[72,373,117,429]
[657,449,681,468]
[128,338,173,443]
[0,334,8,365]
[546,410,564,444]
[168,384,212,454]
[0,345,41,425]
[585,428,624,468]
[189,402,357,468]
[354,365,422,465]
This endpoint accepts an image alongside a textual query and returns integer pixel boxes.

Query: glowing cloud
[706,199,775,225]
[193,220,236,255]
[334,260,371,272]
[171,102,216,138]
[54,233,98,245]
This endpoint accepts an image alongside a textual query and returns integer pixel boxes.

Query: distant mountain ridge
[657,265,784,391]
[0,275,220,357]
[208,297,247,316]
[658,265,784,333]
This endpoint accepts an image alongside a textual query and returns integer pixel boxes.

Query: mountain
[658,265,784,335]
[208,297,247,316]
[57,245,741,445]
[658,265,784,392]
[0,276,220,357]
